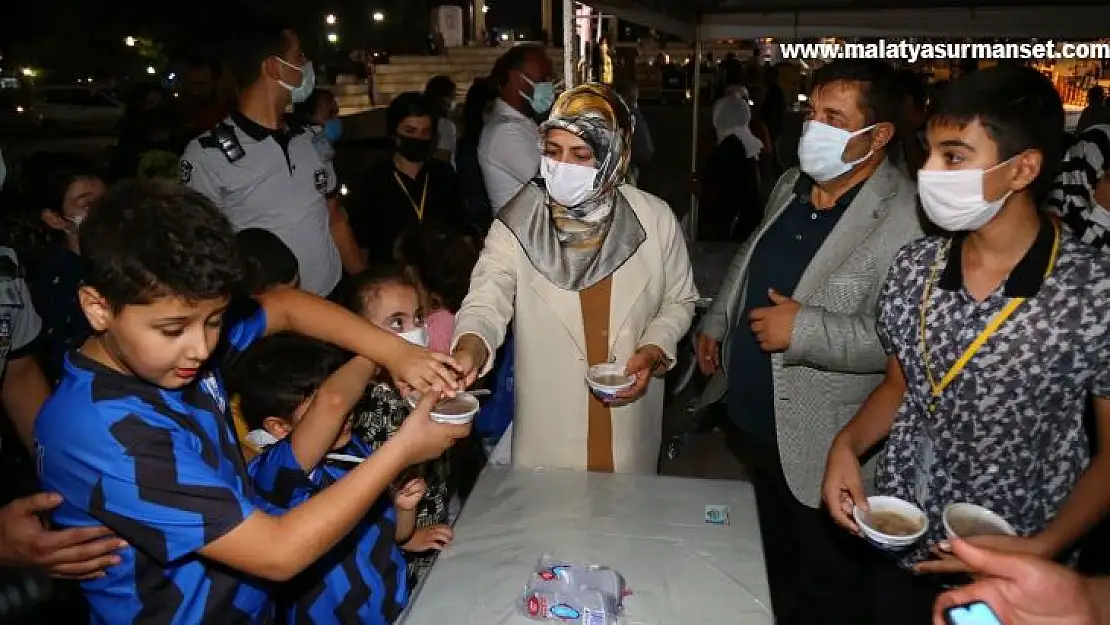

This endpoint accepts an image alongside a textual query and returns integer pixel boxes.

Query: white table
[401,468,771,625]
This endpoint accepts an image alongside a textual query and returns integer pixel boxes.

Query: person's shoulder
[287,120,316,146]
[183,117,234,155]
[770,167,804,195]
[619,185,671,218]
[35,365,138,444]
[246,437,299,474]
[483,116,536,146]
[364,159,395,180]
[1057,228,1110,285]
[618,185,683,237]
[426,157,457,178]
[892,235,945,270]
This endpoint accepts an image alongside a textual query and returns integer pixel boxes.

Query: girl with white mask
[342,266,455,585]
[23,152,106,380]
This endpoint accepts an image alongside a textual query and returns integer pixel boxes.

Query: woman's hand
[610,345,666,407]
[821,435,867,534]
[695,333,720,376]
[931,538,1099,625]
[452,335,488,389]
[386,342,460,397]
[403,524,455,553]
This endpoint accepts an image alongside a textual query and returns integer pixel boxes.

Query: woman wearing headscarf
[698,84,765,242]
[1046,124,1110,252]
[451,84,698,473]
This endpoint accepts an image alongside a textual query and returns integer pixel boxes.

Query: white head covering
[712,86,763,159]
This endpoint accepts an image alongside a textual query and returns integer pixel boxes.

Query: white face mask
[246,429,281,449]
[398,326,429,348]
[918,157,1017,232]
[540,156,598,207]
[797,120,877,182]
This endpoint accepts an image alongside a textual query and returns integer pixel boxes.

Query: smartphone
[945,601,1003,625]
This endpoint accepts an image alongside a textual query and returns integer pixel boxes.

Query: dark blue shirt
[249,436,408,625]
[728,175,859,441]
[31,245,89,381]
[34,307,272,625]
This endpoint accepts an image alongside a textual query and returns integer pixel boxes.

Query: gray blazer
[698,159,924,507]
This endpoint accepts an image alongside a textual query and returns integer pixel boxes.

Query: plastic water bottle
[534,557,629,609]
[520,579,618,624]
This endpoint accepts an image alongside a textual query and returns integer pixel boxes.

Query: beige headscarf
[498,83,645,291]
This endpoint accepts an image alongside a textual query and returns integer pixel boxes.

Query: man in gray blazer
[695,59,924,625]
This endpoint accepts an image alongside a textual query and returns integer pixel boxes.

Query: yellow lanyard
[918,220,1060,412]
[394,172,429,221]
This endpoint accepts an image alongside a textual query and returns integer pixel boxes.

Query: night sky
[0,0,542,73]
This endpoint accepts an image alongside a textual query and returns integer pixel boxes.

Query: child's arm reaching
[289,356,377,472]
[392,478,426,544]
[256,288,460,396]
[198,392,468,582]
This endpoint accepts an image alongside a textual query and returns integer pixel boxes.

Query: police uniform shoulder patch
[179,159,193,183]
[314,168,329,194]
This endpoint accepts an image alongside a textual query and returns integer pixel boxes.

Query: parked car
[30,86,124,135]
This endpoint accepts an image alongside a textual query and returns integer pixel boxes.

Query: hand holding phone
[932,538,1099,625]
[945,601,1002,625]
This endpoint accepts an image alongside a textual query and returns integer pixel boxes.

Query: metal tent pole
[563,0,575,88]
[688,26,703,243]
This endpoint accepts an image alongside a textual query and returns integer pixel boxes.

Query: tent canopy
[583,0,1110,38]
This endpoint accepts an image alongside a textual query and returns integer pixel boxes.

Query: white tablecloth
[401,468,771,625]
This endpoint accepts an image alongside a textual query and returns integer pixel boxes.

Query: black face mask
[396,136,432,162]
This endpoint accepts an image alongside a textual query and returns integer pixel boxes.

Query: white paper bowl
[943,503,1016,540]
[585,363,634,400]
[429,392,479,424]
[853,496,929,551]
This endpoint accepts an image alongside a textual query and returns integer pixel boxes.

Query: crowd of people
[0,17,1109,625]
[695,59,1110,625]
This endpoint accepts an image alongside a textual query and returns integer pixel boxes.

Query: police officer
[181,24,365,297]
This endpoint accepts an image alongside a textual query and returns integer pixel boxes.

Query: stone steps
[331,46,565,111]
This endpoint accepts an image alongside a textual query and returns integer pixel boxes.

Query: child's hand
[391,386,471,465]
[392,478,427,511]
[388,342,460,396]
[403,524,454,553]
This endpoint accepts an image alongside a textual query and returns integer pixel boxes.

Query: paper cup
[943,503,1016,540]
[585,363,634,400]
[854,496,928,551]
[429,392,479,424]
